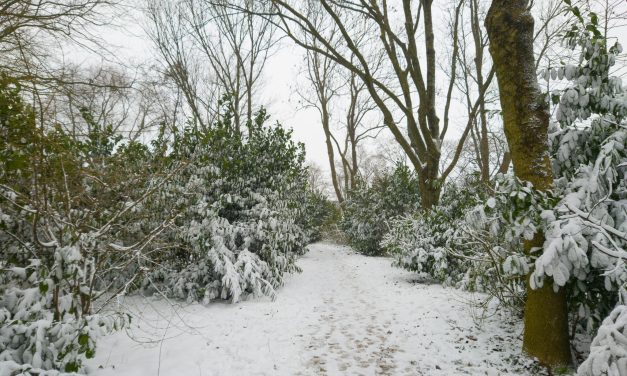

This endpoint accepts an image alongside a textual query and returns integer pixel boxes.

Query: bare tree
[301,44,345,203]
[450,0,575,184]
[452,0,501,184]
[0,0,159,158]
[146,0,279,130]
[298,5,383,204]
[45,65,171,146]
[306,162,330,196]
[244,0,495,210]
[146,0,217,130]
[0,0,121,85]
[332,69,384,197]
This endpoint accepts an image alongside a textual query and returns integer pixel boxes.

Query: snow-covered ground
[88,242,544,376]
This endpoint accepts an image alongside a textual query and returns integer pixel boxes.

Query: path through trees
[90,243,545,375]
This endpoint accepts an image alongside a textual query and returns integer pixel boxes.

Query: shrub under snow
[383,182,481,286]
[341,164,421,256]
[0,86,319,374]
[578,305,627,376]
[0,76,133,373]
[143,106,312,303]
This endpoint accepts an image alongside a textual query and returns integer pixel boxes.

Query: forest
[1,0,627,375]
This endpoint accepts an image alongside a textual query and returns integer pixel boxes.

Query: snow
[88,242,541,376]
[578,304,627,376]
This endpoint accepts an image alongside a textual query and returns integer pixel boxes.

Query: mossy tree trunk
[485,0,571,368]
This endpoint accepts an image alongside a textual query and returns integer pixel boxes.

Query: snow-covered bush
[536,5,627,335]
[543,1,626,125]
[341,164,421,255]
[0,258,127,373]
[464,117,627,334]
[367,6,627,337]
[542,116,626,332]
[1,81,317,372]
[578,304,627,376]
[300,188,338,242]
[0,76,134,373]
[384,182,481,285]
[462,175,558,311]
[143,104,313,303]
[384,174,538,313]
[468,103,626,335]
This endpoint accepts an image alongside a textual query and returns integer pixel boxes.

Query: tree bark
[470,0,491,184]
[322,104,344,204]
[418,151,441,211]
[485,0,571,368]
[497,150,511,175]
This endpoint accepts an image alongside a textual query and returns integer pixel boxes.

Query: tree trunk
[418,180,440,212]
[485,0,571,368]
[498,150,511,174]
[419,152,441,211]
[322,105,344,204]
[349,124,358,191]
[470,0,491,183]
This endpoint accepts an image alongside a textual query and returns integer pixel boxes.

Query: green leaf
[586,24,601,38]
[38,281,48,294]
[78,333,89,346]
[65,362,79,372]
[572,6,583,22]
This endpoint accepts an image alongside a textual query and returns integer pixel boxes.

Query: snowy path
[89,242,538,376]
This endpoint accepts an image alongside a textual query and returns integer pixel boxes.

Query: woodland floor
[88,242,546,376]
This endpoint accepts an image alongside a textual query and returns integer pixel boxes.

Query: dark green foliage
[341,164,421,255]
[0,74,38,188]
[0,84,319,372]
[0,74,130,372]
[300,189,339,242]
[140,100,316,303]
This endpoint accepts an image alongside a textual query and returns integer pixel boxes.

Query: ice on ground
[88,242,544,376]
